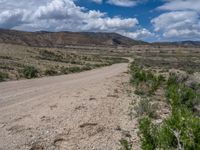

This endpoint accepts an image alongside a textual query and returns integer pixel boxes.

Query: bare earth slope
[0,63,139,150]
[0,29,147,47]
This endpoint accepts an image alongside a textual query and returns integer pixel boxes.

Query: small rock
[79,123,98,128]
[30,142,44,150]
[89,97,96,101]
[49,104,57,110]
[122,130,131,138]
[107,94,119,98]
[0,123,6,128]
[74,105,85,110]
[115,125,121,131]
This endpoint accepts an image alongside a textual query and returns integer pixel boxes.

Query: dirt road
[0,63,139,150]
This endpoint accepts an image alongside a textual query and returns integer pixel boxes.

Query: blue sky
[77,0,163,28]
[0,0,200,42]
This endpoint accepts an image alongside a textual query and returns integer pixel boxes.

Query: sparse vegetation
[67,66,82,73]
[130,63,164,96]
[0,71,8,82]
[119,138,132,150]
[0,44,129,82]
[139,107,200,150]
[23,66,38,79]
[166,74,200,111]
[1,29,200,150]
[134,98,158,119]
[45,69,58,76]
[138,117,157,150]
[134,56,200,73]
[129,61,200,150]
[38,50,63,62]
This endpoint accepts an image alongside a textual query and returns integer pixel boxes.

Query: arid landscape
[0,29,200,150]
[0,63,139,150]
[1,0,200,149]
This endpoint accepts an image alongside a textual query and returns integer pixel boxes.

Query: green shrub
[23,66,38,79]
[60,67,69,74]
[91,63,107,68]
[130,63,200,150]
[139,117,158,150]
[158,108,200,149]
[45,69,58,76]
[130,63,164,95]
[139,108,200,150]
[134,89,146,96]
[68,66,82,73]
[167,73,179,86]
[82,65,92,71]
[134,98,158,118]
[119,138,132,150]
[60,65,92,75]
[109,57,129,64]
[39,50,63,62]
[166,75,200,110]
[0,72,8,82]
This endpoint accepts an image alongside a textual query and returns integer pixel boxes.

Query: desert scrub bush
[130,63,164,95]
[166,74,200,111]
[139,108,200,150]
[166,83,200,110]
[139,117,158,150]
[60,67,81,74]
[60,66,69,74]
[67,66,82,73]
[23,66,38,79]
[134,98,158,119]
[119,138,132,150]
[157,108,200,149]
[0,56,13,60]
[45,69,58,76]
[137,73,200,150]
[60,65,92,75]
[0,71,8,82]
[81,65,92,71]
[133,57,200,73]
[108,57,129,64]
[70,60,84,65]
[38,50,66,63]
[87,63,111,69]
[129,61,200,150]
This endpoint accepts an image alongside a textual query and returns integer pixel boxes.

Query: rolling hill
[0,29,147,47]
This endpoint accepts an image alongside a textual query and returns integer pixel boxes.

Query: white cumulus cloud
[158,0,200,12]
[91,0,103,4]
[152,0,200,40]
[0,9,26,28]
[121,28,154,40]
[0,0,152,40]
[91,0,145,7]
[107,0,138,7]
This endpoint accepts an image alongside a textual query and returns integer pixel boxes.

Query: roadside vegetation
[126,62,200,150]
[0,44,128,81]
[134,56,200,74]
[0,71,8,82]
[130,63,164,96]
[23,66,38,79]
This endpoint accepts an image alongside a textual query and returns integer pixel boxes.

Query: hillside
[0,29,147,47]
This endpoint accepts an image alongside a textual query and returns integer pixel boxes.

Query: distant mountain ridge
[0,29,199,47]
[0,29,147,47]
[153,41,200,47]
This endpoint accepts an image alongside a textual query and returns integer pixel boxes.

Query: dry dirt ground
[0,63,139,150]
